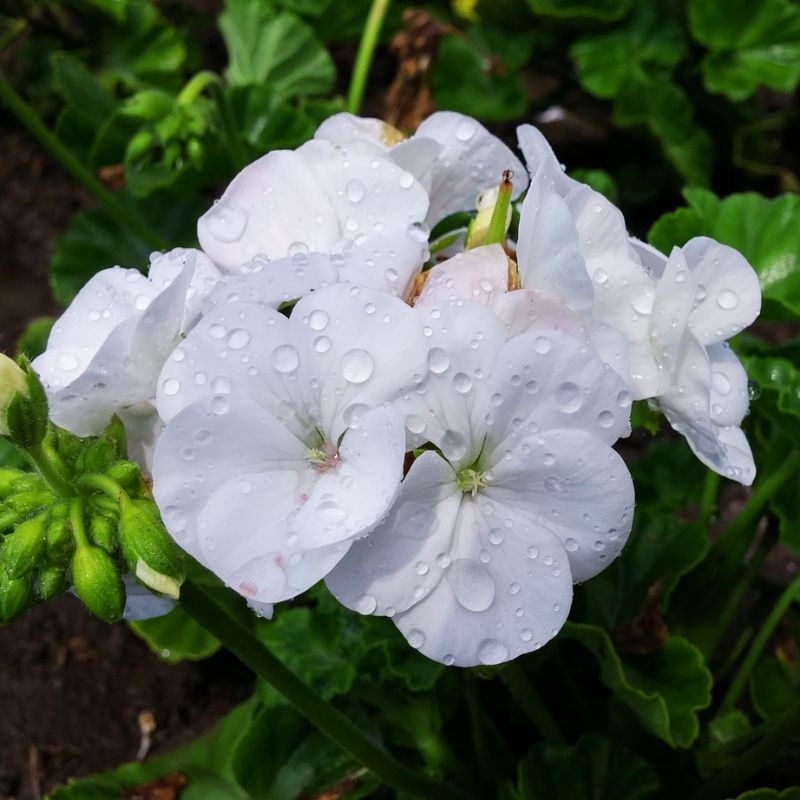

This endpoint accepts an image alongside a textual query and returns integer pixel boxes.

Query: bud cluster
[0,356,184,625]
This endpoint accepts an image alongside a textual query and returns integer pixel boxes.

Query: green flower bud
[0,569,33,624]
[0,354,29,437]
[1,513,48,578]
[104,416,128,459]
[90,515,117,554]
[0,468,25,498]
[37,565,68,601]
[118,496,183,599]
[6,490,52,516]
[11,474,46,494]
[3,357,49,449]
[107,461,144,494]
[79,439,117,473]
[46,518,74,561]
[53,427,84,466]
[71,543,125,623]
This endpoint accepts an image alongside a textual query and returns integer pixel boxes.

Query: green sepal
[118,496,184,597]
[71,543,126,623]
[0,569,33,624]
[5,490,53,516]
[37,564,69,601]
[90,514,118,554]
[104,416,128,459]
[0,468,25,498]
[1,512,48,578]
[46,517,74,561]
[5,358,49,450]
[107,460,146,494]
[79,438,118,474]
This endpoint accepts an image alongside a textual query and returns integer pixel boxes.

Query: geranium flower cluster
[32,112,761,666]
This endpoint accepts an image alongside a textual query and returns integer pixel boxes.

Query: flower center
[456,467,487,497]
[305,442,340,473]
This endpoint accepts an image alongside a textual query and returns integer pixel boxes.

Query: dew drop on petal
[58,353,78,371]
[345,179,366,203]
[477,638,509,665]
[407,629,425,649]
[447,560,495,612]
[534,335,551,354]
[356,593,377,614]
[711,371,731,395]
[341,349,374,384]
[556,381,583,413]
[271,344,299,373]
[717,289,739,310]
[313,335,332,353]
[427,347,450,374]
[441,429,468,462]
[206,203,247,243]
[227,328,250,350]
[162,378,180,396]
[455,118,477,141]
[452,372,473,394]
[598,410,614,428]
[309,309,329,331]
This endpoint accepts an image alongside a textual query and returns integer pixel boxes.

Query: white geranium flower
[197,137,430,302]
[152,284,429,605]
[634,237,761,484]
[33,248,222,465]
[326,301,634,667]
[315,111,528,227]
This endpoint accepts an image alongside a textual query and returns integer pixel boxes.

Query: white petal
[485,429,634,582]
[490,288,589,340]
[314,113,393,148]
[402,300,509,467]
[484,329,631,460]
[197,149,340,270]
[415,112,527,223]
[292,284,429,440]
[393,494,572,667]
[326,451,462,616]
[716,425,756,486]
[391,136,443,192]
[516,164,594,313]
[118,402,164,476]
[683,237,761,346]
[292,406,407,549]
[416,245,509,308]
[298,138,429,243]
[707,343,750,426]
[122,575,176,620]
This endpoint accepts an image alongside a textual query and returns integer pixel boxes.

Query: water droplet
[441,429,469,462]
[317,497,346,523]
[405,414,426,434]
[534,335,551,354]
[455,118,477,141]
[527,546,539,559]
[717,289,739,310]
[209,323,226,340]
[598,410,614,428]
[592,268,608,285]
[488,528,504,545]
[452,372,473,394]
[211,376,231,394]
[428,347,450,374]
[564,538,578,552]
[447,560,495,612]
[287,241,310,258]
[399,170,415,189]
[57,353,78,371]
[632,290,654,316]
[206,203,247,242]
[711,371,731,396]
[407,629,425,649]
[227,328,250,350]
[407,221,430,243]
[342,349,374,384]
[162,378,180,396]
[314,335,332,353]
[477,638,509,665]
[356,593,377,614]
[556,381,583,413]
[345,179,366,203]
[271,344,299,373]
[544,476,561,492]
[309,310,329,331]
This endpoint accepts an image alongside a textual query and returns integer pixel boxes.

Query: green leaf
[512,733,659,799]
[736,791,800,800]
[431,35,530,122]
[749,655,798,720]
[689,0,800,101]
[563,623,712,747]
[15,317,54,360]
[0,439,26,469]
[82,0,130,21]
[220,0,335,98]
[129,606,220,663]
[526,0,631,21]
[49,190,204,305]
[48,699,258,798]
[649,191,800,319]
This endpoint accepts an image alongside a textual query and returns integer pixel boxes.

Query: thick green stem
[699,469,721,530]
[69,497,90,548]
[25,443,73,498]
[0,73,165,250]
[501,661,564,744]
[347,0,391,114]
[720,571,800,713]
[180,581,472,800]
[76,473,126,502]
[689,699,800,800]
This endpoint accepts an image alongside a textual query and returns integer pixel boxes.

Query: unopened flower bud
[0,468,25,498]
[71,543,125,623]
[2,357,49,449]
[90,515,117,554]
[107,461,144,494]
[118,496,183,599]
[1,513,48,578]
[37,565,68,601]
[0,354,29,437]
[80,439,117,473]
[0,569,33,624]
[6,490,52,516]
[46,517,74,561]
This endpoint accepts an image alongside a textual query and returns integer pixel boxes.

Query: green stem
[69,496,90,548]
[0,19,26,54]
[347,0,391,114]
[0,73,165,251]
[689,699,800,800]
[699,469,721,530]
[180,581,472,800]
[25,443,73,498]
[715,450,800,555]
[501,661,564,744]
[76,473,126,502]
[483,172,514,247]
[719,571,800,713]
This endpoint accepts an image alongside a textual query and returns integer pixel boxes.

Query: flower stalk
[347,0,391,114]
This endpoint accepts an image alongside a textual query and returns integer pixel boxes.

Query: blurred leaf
[689,0,800,101]
[630,400,660,434]
[130,606,220,663]
[526,0,631,21]
[0,440,26,469]
[749,655,798,720]
[49,190,204,305]
[510,733,659,799]
[15,317,54,360]
[736,791,800,800]
[432,34,530,122]
[48,699,258,798]
[695,709,753,776]
[649,190,800,319]
[220,0,335,98]
[563,623,712,747]
[82,0,130,21]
